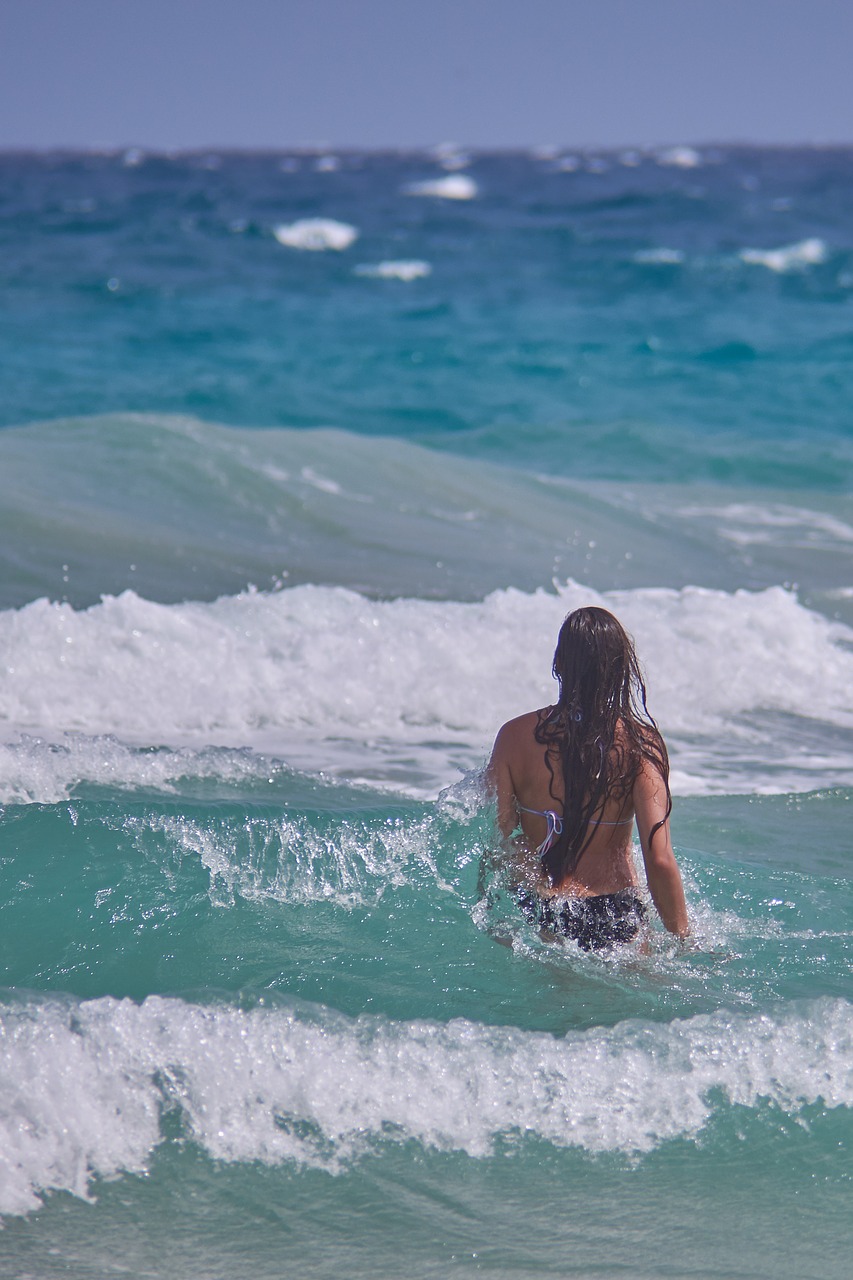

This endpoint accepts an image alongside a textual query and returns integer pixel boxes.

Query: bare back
[488,707,637,897]
[487,706,689,936]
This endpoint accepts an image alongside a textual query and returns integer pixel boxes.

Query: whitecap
[4,581,853,798]
[354,260,432,282]
[657,145,702,168]
[272,218,359,251]
[428,142,471,171]
[0,994,849,1214]
[403,174,478,200]
[739,237,828,272]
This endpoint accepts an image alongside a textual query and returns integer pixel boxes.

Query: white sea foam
[354,260,432,281]
[656,146,702,169]
[2,582,853,798]
[429,143,471,171]
[739,237,828,272]
[0,994,848,1215]
[403,174,478,200]
[128,805,449,910]
[614,583,853,732]
[0,736,303,806]
[675,502,853,547]
[299,465,343,494]
[272,219,359,251]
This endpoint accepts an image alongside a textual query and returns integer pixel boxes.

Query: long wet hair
[533,606,670,885]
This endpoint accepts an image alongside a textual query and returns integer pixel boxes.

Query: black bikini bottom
[516,887,646,951]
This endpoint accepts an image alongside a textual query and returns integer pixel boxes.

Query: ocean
[0,145,851,1278]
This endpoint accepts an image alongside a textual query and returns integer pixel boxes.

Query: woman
[487,606,689,948]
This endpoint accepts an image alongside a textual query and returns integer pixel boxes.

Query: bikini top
[516,803,633,859]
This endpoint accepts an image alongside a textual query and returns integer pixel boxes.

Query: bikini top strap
[517,801,633,854]
[517,803,564,858]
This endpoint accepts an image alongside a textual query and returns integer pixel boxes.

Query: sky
[1,0,852,151]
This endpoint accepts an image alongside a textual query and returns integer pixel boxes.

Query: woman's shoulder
[496,707,552,738]
[492,707,552,756]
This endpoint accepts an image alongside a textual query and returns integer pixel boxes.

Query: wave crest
[1,994,849,1216]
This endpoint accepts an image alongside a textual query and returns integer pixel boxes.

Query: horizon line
[2,138,853,157]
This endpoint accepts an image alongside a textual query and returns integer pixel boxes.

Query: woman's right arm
[633,755,689,937]
[485,722,519,839]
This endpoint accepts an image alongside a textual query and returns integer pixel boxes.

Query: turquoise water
[1,146,852,1278]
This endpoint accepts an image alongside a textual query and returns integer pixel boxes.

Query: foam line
[0,995,849,1216]
[2,582,853,797]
